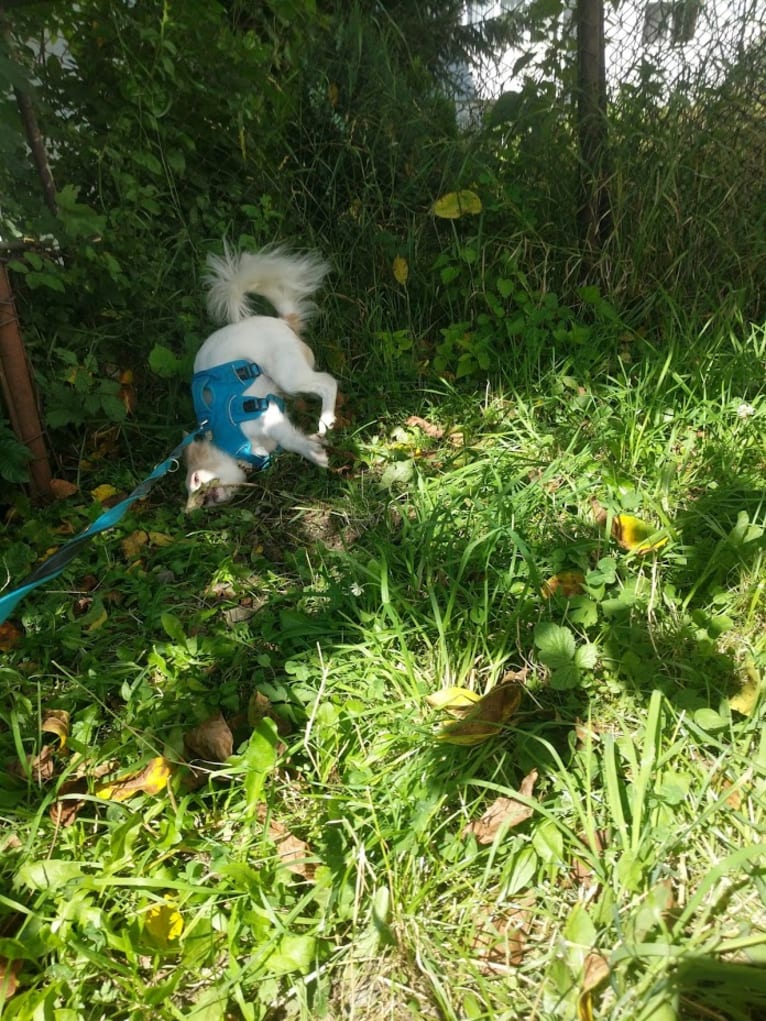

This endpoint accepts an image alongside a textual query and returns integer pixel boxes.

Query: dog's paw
[317,412,336,437]
[307,437,329,467]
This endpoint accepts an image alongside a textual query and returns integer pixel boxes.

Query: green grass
[1,320,765,1021]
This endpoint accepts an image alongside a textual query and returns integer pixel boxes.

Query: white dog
[185,245,338,508]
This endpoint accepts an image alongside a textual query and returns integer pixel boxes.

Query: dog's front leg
[312,371,337,436]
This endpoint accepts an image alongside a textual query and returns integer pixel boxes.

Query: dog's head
[184,435,247,509]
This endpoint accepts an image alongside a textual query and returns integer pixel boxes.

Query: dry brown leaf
[574,718,609,748]
[0,957,21,1002]
[223,604,258,626]
[248,691,292,737]
[462,768,538,843]
[471,895,535,972]
[120,368,137,414]
[256,804,315,881]
[0,621,23,651]
[184,712,234,763]
[577,952,611,1021]
[717,771,750,810]
[50,776,89,827]
[10,744,56,783]
[49,478,78,500]
[42,709,70,750]
[583,951,610,990]
[500,665,529,685]
[406,415,445,439]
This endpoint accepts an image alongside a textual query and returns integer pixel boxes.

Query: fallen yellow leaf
[87,607,108,632]
[147,531,174,547]
[91,483,119,504]
[96,756,173,802]
[612,513,668,553]
[121,530,149,560]
[729,660,761,716]
[392,256,409,285]
[591,500,668,554]
[432,189,483,219]
[541,571,586,598]
[425,687,481,711]
[437,681,523,745]
[145,896,184,944]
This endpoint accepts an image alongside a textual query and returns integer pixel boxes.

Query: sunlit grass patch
[1,320,765,1018]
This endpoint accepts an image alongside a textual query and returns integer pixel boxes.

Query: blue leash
[0,432,198,624]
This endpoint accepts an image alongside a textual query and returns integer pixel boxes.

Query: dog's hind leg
[269,365,338,437]
[244,403,330,467]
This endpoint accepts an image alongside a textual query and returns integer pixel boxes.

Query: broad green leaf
[161,613,187,643]
[501,846,538,895]
[693,707,728,732]
[549,664,581,690]
[380,459,414,489]
[563,903,597,969]
[149,344,185,379]
[534,622,576,666]
[532,818,564,864]
[575,644,599,670]
[242,719,279,808]
[264,933,317,975]
[16,860,84,891]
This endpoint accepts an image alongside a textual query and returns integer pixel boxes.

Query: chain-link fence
[453,1,765,314]
[460,0,765,101]
[607,0,764,92]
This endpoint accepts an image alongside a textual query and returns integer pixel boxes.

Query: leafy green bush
[0,420,31,483]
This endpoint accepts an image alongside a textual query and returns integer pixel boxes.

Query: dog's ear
[184,432,213,464]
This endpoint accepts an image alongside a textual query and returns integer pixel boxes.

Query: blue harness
[191,360,285,471]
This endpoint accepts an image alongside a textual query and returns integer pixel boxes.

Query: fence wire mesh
[461,0,766,101]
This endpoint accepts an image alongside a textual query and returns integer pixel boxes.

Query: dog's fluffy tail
[204,243,330,328]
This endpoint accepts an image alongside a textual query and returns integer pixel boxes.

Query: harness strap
[0,431,199,624]
[191,359,285,470]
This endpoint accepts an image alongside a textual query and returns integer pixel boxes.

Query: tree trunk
[0,263,52,499]
[13,86,58,216]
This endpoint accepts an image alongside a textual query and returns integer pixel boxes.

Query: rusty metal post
[0,262,52,499]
